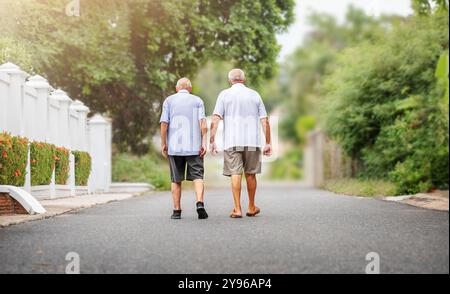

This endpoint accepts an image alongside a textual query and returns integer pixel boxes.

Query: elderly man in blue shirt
[160,78,208,220]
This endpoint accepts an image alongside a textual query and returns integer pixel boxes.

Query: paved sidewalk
[0,193,142,228]
[384,190,449,211]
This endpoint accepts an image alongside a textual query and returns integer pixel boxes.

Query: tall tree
[0,0,294,153]
[276,6,392,142]
[412,0,449,15]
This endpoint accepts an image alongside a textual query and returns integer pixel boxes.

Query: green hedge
[1,133,92,187]
[55,147,70,185]
[72,151,91,186]
[30,141,55,186]
[0,133,28,186]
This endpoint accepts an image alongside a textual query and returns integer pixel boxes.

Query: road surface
[0,184,448,274]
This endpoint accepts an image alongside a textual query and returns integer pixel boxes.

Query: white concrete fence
[0,62,112,199]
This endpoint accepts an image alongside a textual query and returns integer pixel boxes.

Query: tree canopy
[275,6,393,143]
[0,0,294,153]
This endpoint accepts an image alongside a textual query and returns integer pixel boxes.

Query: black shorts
[168,155,204,183]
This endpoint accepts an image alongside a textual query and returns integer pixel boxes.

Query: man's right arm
[160,122,168,158]
[160,100,170,158]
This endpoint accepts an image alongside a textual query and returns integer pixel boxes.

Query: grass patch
[112,152,171,191]
[269,149,303,180]
[322,178,398,197]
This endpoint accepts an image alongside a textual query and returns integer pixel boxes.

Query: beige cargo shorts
[223,146,262,176]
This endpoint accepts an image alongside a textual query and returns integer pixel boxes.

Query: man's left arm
[200,119,207,157]
[198,100,207,157]
[258,95,272,157]
[261,118,272,157]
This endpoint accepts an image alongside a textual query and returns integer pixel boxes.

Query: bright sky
[277,0,414,60]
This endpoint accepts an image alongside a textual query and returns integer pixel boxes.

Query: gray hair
[228,69,246,82]
[176,77,192,90]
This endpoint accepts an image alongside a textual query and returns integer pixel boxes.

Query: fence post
[70,100,89,151]
[51,89,72,147]
[26,75,52,142]
[88,114,111,193]
[304,130,325,187]
[24,144,31,193]
[0,63,28,136]
[69,100,89,195]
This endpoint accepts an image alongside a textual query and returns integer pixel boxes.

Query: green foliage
[269,149,303,180]
[112,153,171,191]
[55,147,70,185]
[295,116,316,145]
[412,0,449,15]
[72,151,91,186]
[0,0,294,154]
[435,51,449,102]
[0,37,35,72]
[0,133,28,186]
[278,6,390,143]
[322,13,449,194]
[322,179,398,197]
[30,142,55,186]
[194,61,233,114]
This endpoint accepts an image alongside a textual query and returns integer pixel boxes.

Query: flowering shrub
[30,142,55,186]
[0,133,28,186]
[55,147,70,185]
[1,133,91,188]
[72,151,91,186]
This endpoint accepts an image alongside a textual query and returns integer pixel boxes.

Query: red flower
[2,150,7,158]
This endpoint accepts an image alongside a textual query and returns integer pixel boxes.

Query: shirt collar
[231,82,245,88]
[178,89,190,94]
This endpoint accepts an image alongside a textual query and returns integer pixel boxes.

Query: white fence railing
[0,62,111,199]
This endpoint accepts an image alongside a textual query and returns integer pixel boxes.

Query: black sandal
[246,207,261,217]
[171,210,182,219]
[196,202,209,219]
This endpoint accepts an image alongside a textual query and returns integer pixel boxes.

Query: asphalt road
[0,184,448,274]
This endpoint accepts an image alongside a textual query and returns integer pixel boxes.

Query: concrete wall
[304,130,359,187]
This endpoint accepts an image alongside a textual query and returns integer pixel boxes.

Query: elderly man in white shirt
[210,69,272,219]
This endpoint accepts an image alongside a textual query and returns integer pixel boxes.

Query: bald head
[176,77,192,92]
[228,69,246,84]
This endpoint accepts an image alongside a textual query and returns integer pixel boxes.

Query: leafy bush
[72,151,91,186]
[269,149,303,180]
[30,142,55,186]
[0,133,28,186]
[0,37,35,72]
[295,115,316,145]
[322,13,449,194]
[55,147,70,185]
[112,153,171,190]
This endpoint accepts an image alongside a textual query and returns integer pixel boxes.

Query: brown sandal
[230,209,243,218]
[246,207,261,217]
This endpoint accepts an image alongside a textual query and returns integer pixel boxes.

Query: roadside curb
[382,192,449,212]
[0,192,152,228]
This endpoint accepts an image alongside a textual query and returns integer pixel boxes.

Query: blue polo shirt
[160,90,206,156]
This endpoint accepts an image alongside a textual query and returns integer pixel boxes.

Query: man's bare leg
[231,174,243,216]
[193,179,204,203]
[245,173,258,213]
[172,182,182,210]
